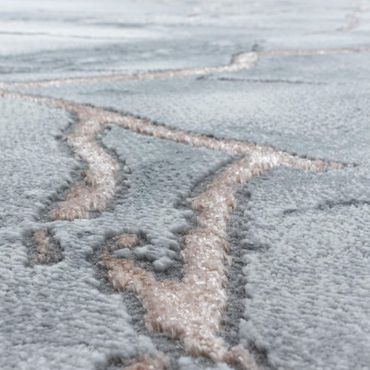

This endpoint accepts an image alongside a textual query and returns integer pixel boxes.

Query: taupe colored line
[337,11,361,33]
[0,90,344,220]
[337,0,369,33]
[32,229,63,264]
[0,52,258,89]
[47,105,120,220]
[258,46,370,57]
[2,46,370,90]
[101,148,337,369]
[308,0,370,35]
[122,352,170,370]
[0,48,348,367]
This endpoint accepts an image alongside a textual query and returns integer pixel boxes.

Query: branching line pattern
[0,46,351,369]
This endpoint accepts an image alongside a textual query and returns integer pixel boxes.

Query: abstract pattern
[1,1,370,369]
[0,50,346,368]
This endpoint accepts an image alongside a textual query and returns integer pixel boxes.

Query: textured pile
[1,1,370,369]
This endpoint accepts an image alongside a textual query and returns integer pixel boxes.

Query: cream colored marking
[2,46,370,90]
[114,233,141,249]
[259,47,370,57]
[0,91,343,220]
[308,1,370,35]
[338,11,361,32]
[32,229,62,264]
[100,147,339,369]
[122,352,170,370]
[48,105,120,220]
[0,52,258,89]
[33,229,52,263]
[0,46,349,367]
[334,0,370,33]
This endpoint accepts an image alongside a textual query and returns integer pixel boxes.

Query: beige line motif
[122,352,170,370]
[0,45,349,368]
[258,47,370,57]
[308,0,370,35]
[337,11,361,33]
[1,46,370,90]
[0,52,258,89]
[334,0,370,33]
[0,91,343,221]
[100,151,339,369]
[0,90,344,369]
[32,229,63,264]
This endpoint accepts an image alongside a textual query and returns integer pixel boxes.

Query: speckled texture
[238,165,370,370]
[1,0,370,369]
[19,60,370,164]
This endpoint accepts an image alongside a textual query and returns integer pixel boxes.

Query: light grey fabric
[1,0,370,369]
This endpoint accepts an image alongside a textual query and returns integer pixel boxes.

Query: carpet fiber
[1,1,370,369]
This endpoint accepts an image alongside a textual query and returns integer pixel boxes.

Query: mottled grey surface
[21,69,370,164]
[239,165,370,370]
[1,0,370,369]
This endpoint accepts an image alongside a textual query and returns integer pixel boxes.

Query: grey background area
[1,0,370,369]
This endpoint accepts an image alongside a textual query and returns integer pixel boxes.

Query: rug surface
[1,1,370,369]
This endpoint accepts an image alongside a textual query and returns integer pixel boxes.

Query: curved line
[0,90,345,220]
[307,1,369,35]
[0,46,351,368]
[2,46,370,90]
[31,229,63,264]
[121,352,170,370]
[0,51,258,89]
[103,145,330,368]
[101,157,270,368]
